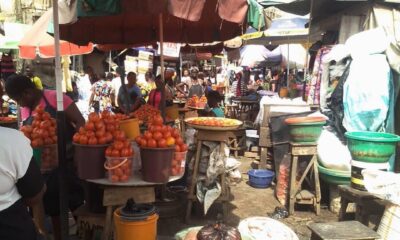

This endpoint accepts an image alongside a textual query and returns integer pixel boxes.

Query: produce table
[76,173,183,240]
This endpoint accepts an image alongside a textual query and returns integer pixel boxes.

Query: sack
[197,223,242,240]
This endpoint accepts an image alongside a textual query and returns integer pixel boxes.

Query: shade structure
[58,0,247,46]
[0,23,29,50]
[19,9,93,59]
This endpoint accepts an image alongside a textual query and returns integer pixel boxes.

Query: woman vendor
[148,75,173,109]
[5,74,85,240]
[200,90,224,117]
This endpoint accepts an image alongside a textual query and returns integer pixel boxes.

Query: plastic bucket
[114,207,158,240]
[104,157,133,183]
[171,151,187,176]
[140,147,174,183]
[248,169,275,188]
[351,160,388,191]
[119,118,140,140]
[74,144,109,179]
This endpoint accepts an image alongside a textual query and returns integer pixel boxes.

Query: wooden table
[308,221,380,240]
[77,174,182,240]
[186,128,240,223]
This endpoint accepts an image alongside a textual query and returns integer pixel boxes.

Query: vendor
[5,74,85,240]
[0,126,45,240]
[200,90,224,118]
[148,75,173,109]
[188,72,204,98]
[118,72,143,114]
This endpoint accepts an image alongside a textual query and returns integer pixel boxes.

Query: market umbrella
[0,22,29,50]
[19,9,93,59]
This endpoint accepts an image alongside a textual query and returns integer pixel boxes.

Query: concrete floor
[157,157,338,240]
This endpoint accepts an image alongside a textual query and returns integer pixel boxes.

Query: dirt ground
[157,157,338,239]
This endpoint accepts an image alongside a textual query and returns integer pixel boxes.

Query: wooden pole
[159,13,166,121]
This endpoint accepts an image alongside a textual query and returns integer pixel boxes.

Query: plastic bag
[197,223,242,240]
[317,128,351,171]
[363,169,400,205]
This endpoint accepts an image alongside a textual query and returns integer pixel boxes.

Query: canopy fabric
[19,9,93,59]
[57,0,247,46]
[239,45,282,67]
[247,0,266,30]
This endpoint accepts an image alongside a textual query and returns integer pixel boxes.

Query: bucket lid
[119,198,156,221]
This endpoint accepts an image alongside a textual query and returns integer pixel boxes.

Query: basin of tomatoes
[135,115,188,176]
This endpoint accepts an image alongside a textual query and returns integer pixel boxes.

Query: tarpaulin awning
[19,9,93,59]
[57,0,248,46]
[0,23,29,50]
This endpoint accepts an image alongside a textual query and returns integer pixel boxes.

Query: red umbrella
[58,0,248,46]
[19,9,93,59]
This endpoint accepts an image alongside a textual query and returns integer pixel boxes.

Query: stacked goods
[72,112,128,145]
[131,104,160,126]
[0,116,16,122]
[105,134,134,183]
[20,106,58,171]
[187,96,207,108]
[135,115,187,182]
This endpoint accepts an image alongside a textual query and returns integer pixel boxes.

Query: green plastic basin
[286,121,326,143]
[318,164,350,185]
[345,131,400,163]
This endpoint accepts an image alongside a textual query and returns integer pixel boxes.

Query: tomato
[48,127,56,136]
[120,175,129,182]
[180,144,188,152]
[110,175,119,183]
[105,147,113,157]
[79,135,88,145]
[114,141,124,150]
[114,168,123,177]
[35,106,45,114]
[36,138,44,147]
[114,131,126,141]
[171,129,180,138]
[153,125,162,133]
[166,125,173,132]
[163,131,171,138]
[44,138,53,145]
[143,131,153,140]
[139,139,148,147]
[153,132,163,140]
[166,136,175,146]
[106,124,116,132]
[95,121,105,130]
[32,120,41,128]
[176,137,184,146]
[147,139,157,148]
[161,126,169,134]
[105,132,113,142]
[40,120,51,129]
[39,129,49,138]
[153,115,163,126]
[157,139,167,148]
[135,136,142,144]
[98,136,107,145]
[52,136,57,143]
[31,139,40,148]
[111,149,120,157]
[85,122,95,131]
[95,129,106,138]
[120,148,131,157]
[78,127,86,135]
[88,136,98,145]
[42,112,51,120]
[88,113,100,122]
[123,141,130,148]
[175,145,181,152]
[127,148,133,156]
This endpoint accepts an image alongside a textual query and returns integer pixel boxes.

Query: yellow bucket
[114,208,158,240]
[119,118,140,140]
[166,105,179,120]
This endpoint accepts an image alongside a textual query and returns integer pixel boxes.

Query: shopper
[5,74,85,240]
[148,75,173,109]
[0,126,45,240]
[204,90,224,117]
[118,72,143,114]
[25,66,43,90]
[89,73,115,113]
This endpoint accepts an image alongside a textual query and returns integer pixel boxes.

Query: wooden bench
[308,221,380,240]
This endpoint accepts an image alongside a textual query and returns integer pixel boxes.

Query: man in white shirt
[0,127,45,240]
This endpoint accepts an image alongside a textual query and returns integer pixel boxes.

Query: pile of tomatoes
[20,106,57,148]
[105,134,133,183]
[187,95,207,108]
[72,112,128,145]
[131,104,160,125]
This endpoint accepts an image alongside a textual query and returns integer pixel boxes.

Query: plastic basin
[285,117,326,143]
[318,164,350,185]
[345,131,400,163]
[248,169,275,188]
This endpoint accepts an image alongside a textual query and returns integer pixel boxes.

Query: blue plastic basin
[248,169,275,188]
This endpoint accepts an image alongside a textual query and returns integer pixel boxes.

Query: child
[203,90,224,117]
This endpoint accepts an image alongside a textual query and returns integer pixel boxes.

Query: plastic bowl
[345,131,400,163]
[317,164,350,185]
[248,169,275,188]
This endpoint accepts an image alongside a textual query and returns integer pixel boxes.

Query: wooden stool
[308,221,380,240]
[225,104,238,119]
[338,185,386,226]
[185,129,231,223]
[227,128,246,158]
[288,142,321,215]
